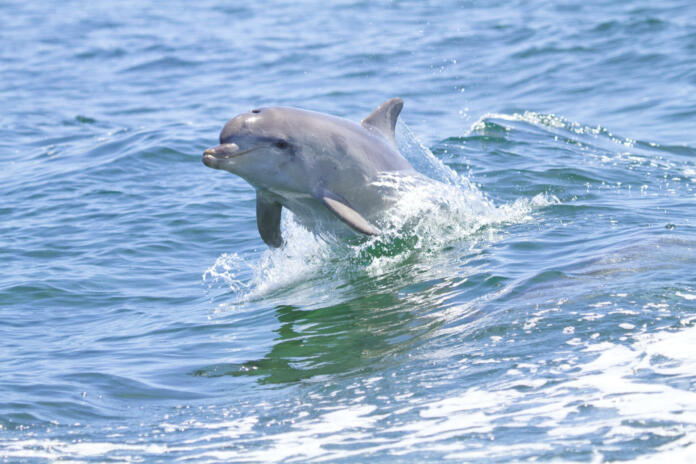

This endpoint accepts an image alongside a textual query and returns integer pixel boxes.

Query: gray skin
[202,98,417,248]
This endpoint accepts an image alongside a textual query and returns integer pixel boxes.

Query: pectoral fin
[256,191,283,248]
[319,194,380,236]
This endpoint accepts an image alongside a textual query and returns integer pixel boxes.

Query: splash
[202,221,331,307]
[203,123,559,303]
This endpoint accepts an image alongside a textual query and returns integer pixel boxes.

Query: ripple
[120,56,202,74]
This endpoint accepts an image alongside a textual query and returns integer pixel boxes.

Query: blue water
[2,1,696,462]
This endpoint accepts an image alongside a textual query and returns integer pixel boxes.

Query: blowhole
[251,109,261,114]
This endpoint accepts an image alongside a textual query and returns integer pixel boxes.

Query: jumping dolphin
[202,98,418,248]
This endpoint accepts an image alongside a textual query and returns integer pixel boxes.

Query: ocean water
[2,0,696,462]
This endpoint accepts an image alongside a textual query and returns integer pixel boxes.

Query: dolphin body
[202,98,418,248]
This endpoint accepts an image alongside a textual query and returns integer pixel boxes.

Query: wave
[469,110,696,159]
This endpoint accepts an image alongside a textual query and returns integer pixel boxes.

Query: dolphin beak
[202,146,222,168]
[202,143,263,169]
[202,143,240,169]
[203,143,240,158]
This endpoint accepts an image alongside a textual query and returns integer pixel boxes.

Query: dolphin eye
[274,140,289,150]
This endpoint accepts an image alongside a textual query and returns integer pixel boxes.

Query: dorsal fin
[361,98,403,146]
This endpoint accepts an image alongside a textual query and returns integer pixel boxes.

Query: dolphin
[202,98,418,248]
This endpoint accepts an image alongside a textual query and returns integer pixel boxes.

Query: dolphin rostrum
[202,98,418,248]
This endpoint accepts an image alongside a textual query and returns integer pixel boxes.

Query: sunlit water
[2,1,695,462]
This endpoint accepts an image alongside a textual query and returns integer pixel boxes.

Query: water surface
[2,0,696,462]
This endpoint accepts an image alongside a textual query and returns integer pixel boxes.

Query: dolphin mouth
[202,144,263,168]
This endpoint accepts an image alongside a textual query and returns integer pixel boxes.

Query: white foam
[191,404,381,462]
[0,438,167,462]
[5,326,695,462]
[404,325,696,461]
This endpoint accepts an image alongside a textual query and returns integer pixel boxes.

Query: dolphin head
[202,99,410,245]
[202,108,304,192]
